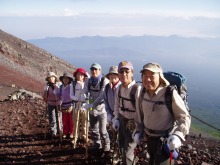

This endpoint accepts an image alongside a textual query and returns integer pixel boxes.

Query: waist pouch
[61,105,73,113]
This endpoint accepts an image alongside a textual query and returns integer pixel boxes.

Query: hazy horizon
[1,0,220,40]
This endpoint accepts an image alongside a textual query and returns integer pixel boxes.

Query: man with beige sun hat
[133,62,191,164]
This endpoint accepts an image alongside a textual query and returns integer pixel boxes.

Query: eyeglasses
[119,70,130,74]
[90,67,98,71]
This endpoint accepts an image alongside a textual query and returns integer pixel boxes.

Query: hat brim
[140,69,169,86]
[59,76,73,82]
[119,66,133,71]
[45,75,58,81]
[140,68,161,73]
[105,72,119,79]
[73,72,88,78]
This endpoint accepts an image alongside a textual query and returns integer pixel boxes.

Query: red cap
[73,68,88,78]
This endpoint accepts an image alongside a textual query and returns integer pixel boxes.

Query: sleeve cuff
[173,131,185,141]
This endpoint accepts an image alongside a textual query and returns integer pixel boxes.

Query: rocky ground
[0,99,220,165]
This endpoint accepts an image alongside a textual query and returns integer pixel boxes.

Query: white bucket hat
[45,72,58,81]
[105,66,119,79]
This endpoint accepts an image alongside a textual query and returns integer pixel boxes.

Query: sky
[0,0,220,40]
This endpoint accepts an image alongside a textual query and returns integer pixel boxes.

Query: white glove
[81,103,93,111]
[133,132,141,144]
[71,95,78,101]
[80,94,87,102]
[44,85,49,91]
[107,114,113,123]
[113,119,120,131]
[167,135,182,150]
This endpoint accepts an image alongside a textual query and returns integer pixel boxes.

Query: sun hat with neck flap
[140,62,170,86]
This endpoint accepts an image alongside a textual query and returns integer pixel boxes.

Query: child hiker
[58,72,74,139]
[70,68,88,144]
[42,71,62,138]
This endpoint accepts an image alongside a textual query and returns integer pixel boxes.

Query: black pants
[146,136,172,165]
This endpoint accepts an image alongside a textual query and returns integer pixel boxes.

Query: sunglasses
[90,67,98,71]
[119,70,130,74]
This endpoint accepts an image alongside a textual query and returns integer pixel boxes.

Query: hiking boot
[90,143,101,150]
[50,133,57,140]
[104,144,110,152]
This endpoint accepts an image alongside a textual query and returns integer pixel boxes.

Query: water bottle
[88,94,93,111]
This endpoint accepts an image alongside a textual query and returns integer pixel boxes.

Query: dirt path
[0,99,220,165]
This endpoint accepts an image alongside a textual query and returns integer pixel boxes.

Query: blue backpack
[163,71,190,115]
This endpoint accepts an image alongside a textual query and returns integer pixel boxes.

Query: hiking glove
[81,103,93,111]
[113,119,119,131]
[133,132,141,144]
[167,135,182,150]
[44,85,49,91]
[107,114,113,123]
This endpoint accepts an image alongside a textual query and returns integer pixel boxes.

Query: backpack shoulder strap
[105,83,110,100]
[130,83,140,107]
[72,81,76,95]
[165,85,176,116]
[60,84,63,93]
[118,83,140,107]
[100,77,105,89]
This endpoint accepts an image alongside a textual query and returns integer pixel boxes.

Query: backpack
[141,72,190,116]
[118,82,140,112]
[163,71,190,115]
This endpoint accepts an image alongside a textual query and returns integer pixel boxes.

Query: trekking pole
[54,92,62,143]
[132,145,139,165]
[44,85,49,140]
[73,101,81,148]
[169,151,173,165]
[85,92,91,159]
[111,128,119,165]
[111,128,116,165]
[85,104,89,159]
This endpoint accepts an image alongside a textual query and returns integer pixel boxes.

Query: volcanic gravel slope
[0,99,220,165]
[0,29,75,101]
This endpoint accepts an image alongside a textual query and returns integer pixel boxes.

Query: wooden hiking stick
[73,101,81,148]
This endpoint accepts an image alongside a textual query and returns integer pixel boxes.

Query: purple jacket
[57,84,72,109]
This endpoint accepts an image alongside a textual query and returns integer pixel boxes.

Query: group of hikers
[42,61,191,165]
